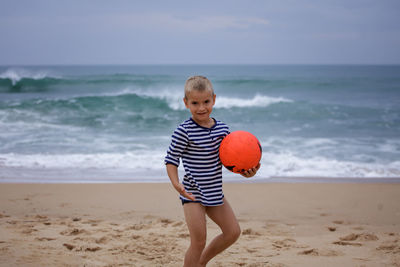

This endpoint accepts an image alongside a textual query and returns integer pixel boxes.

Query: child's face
[184,89,216,124]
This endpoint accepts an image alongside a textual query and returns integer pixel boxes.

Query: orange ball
[219,131,262,174]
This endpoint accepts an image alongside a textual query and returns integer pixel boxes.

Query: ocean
[0,65,399,183]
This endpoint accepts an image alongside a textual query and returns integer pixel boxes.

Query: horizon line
[1,63,400,67]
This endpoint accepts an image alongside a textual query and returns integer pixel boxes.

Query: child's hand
[176,183,196,201]
[240,163,261,178]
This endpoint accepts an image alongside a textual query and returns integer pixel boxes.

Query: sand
[0,182,399,267]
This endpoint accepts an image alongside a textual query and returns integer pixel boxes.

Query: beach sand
[0,183,399,267]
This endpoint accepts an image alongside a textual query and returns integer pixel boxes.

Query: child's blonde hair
[184,76,214,99]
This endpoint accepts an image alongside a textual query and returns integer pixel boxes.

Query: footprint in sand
[159,218,173,224]
[60,228,88,236]
[131,234,141,240]
[158,218,176,228]
[376,239,400,254]
[246,248,259,253]
[63,243,75,250]
[35,237,56,241]
[332,233,379,247]
[340,233,379,242]
[333,241,363,246]
[31,215,52,225]
[95,236,109,244]
[34,215,48,220]
[125,223,149,231]
[332,232,379,247]
[63,241,102,252]
[242,228,261,236]
[298,248,343,256]
[84,246,101,252]
[81,219,102,225]
[380,245,400,255]
[178,233,190,238]
[0,213,10,219]
[6,220,18,225]
[272,238,308,250]
[327,226,337,232]
[172,221,184,227]
[21,226,38,235]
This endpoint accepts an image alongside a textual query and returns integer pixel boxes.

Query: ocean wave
[0,151,166,170]
[0,68,61,87]
[70,88,292,110]
[0,69,173,92]
[257,152,400,178]
[108,88,292,110]
[0,69,292,110]
[0,92,174,134]
[216,94,292,109]
[252,136,400,178]
[1,149,399,181]
[0,151,168,182]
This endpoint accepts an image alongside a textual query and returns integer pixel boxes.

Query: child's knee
[226,224,241,243]
[233,224,241,240]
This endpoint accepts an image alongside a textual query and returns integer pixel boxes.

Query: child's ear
[213,94,216,104]
[183,97,189,108]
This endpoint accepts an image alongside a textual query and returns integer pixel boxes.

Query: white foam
[0,151,166,170]
[25,86,292,111]
[58,87,184,109]
[0,150,174,182]
[1,147,399,181]
[256,152,400,178]
[116,87,184,109]
[112,88,292,110]
[215,94,292,109]
[0,68,58,86]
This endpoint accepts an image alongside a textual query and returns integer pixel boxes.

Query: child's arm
[240,163,261,178]
[166,163,196,201]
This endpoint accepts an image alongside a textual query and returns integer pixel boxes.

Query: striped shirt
[165,118,230,206]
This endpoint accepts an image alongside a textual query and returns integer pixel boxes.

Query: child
[165,75,260,266]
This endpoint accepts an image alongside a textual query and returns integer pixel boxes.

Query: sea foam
[1,147,399,182]
[216,94,292,109]
[113,88,292,110]
[256,152,400,178]
[0,68,58,86]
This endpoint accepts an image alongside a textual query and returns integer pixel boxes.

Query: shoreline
[1,176,400,184]
[1,183,399,266]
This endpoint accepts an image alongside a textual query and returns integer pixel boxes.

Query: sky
[0,0,399,65]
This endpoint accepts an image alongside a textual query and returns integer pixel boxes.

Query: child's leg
[183,203,207,267]
[199,199,241,266]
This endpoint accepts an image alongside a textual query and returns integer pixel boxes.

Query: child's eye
[191,101,198,105]
[205,100,210,103]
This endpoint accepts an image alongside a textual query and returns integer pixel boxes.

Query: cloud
[109,13,269,32]
[0,10,269,37]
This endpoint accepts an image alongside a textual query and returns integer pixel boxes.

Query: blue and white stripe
[165,118,230,206]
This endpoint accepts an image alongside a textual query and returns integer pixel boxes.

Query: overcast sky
[1,0,399,65]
